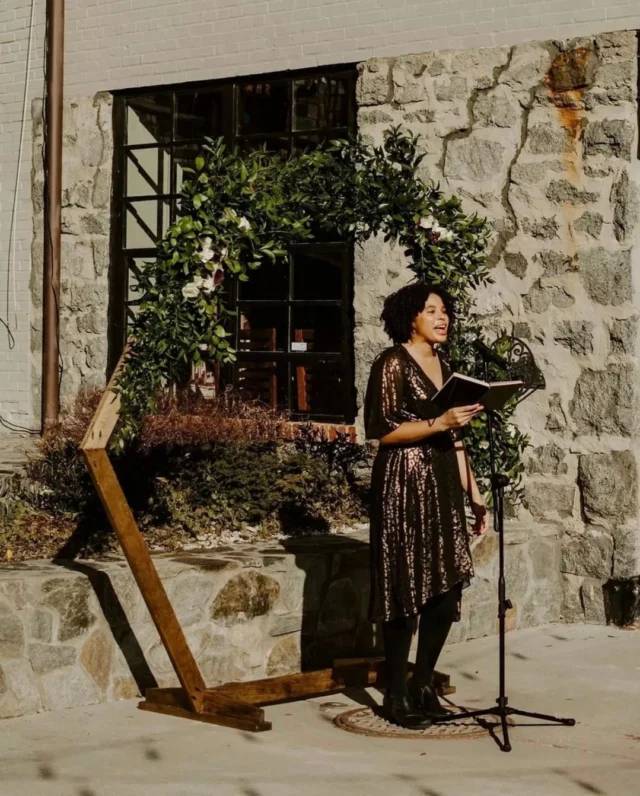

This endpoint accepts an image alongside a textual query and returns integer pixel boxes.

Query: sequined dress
[365,345,475,623]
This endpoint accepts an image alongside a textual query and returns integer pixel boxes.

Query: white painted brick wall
[1,0,640,426]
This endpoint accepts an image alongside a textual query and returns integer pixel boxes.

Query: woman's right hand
[439,404,483,430]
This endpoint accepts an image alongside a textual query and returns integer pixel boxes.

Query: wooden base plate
[138,699,272,732]
[139,659,455,732]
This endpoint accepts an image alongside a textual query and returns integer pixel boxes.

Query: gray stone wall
[0,524,559,719]
[30,93,113,420]
[354,31,640,623]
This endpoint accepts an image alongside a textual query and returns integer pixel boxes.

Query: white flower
[198,237,214,263]
[238,216,251,231]
[438,228,455,242]
[182,281,201,299]
[198,343,209,351]
[418,215,455,242]
[202,275,216,294]
[479,440,490,450]
[419,216,436,229]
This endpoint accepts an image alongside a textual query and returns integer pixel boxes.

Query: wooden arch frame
[80,355,454,731]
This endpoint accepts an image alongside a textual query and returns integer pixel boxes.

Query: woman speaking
[365,282,489,730]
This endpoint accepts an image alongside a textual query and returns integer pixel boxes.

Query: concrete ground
[0,623,638,796]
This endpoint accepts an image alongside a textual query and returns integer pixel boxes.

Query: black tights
[382,587,460,699]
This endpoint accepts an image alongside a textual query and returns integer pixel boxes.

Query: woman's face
[412,293,450,345]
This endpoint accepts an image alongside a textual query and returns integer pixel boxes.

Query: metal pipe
[42,0,64,430]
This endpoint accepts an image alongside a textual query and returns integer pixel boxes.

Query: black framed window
[110,65,357,423]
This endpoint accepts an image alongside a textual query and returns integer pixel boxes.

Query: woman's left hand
[471,501,489,535]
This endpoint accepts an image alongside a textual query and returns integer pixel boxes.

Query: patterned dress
[365,345,475,623]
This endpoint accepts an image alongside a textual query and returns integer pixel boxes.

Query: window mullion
[288,78,294,154]
[286,249,294,412]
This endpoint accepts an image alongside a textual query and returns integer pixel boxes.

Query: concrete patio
[0,623,638,796]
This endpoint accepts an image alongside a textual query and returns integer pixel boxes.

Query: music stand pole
[433,344,576,752]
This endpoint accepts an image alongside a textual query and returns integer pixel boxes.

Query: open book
[431,372,523,414]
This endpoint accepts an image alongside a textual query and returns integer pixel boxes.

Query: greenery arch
[115,128,528,499]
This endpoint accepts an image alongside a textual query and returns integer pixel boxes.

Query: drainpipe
[42,0,64,430]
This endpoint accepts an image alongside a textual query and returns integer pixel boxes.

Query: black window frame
[109,64,358,424]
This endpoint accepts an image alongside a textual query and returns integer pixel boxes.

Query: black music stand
[434,336,576,752]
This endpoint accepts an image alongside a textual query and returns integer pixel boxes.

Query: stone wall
[0,524,559,719]
[354,31,640,624]
[26,31,640,627]
[30,93,113,420]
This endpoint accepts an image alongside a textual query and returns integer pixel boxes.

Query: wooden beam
[142,687,268,731]
[139,700,271,732]
[81,351,127,451]
[214,668,349,707]
[82,447,208,713]
[210,661,454,707]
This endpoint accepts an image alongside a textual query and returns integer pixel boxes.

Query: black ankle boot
[409,681,454,718]
[382,693,433,730]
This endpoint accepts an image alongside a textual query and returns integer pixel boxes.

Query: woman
[365,282,488,730]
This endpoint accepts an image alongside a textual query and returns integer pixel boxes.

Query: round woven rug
[333,705,514,740]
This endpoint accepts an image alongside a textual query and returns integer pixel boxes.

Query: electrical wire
[6,0,37,346]
[0,0,41,436]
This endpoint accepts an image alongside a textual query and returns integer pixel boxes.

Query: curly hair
[381,282,455,345]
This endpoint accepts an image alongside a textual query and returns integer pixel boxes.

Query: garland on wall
[115,128,528,499]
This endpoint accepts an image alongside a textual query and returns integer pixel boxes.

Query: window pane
[235,358,287,411]
[127,95,173,145]
[239,262,288,301]
[292,250,343,300]
[239,82,289,134]
[293,76,349,131]
[125,199,170,249]
[176,90,226,140]
[293,361,344,417]
[238,307,288,353]
[126,147,170,197]
[291,307,342,353]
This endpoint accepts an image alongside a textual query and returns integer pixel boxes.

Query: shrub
[6,391,368,560]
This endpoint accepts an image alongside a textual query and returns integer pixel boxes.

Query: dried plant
[138,388,293,450]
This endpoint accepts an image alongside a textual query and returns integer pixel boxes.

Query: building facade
[2,2,640,620]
